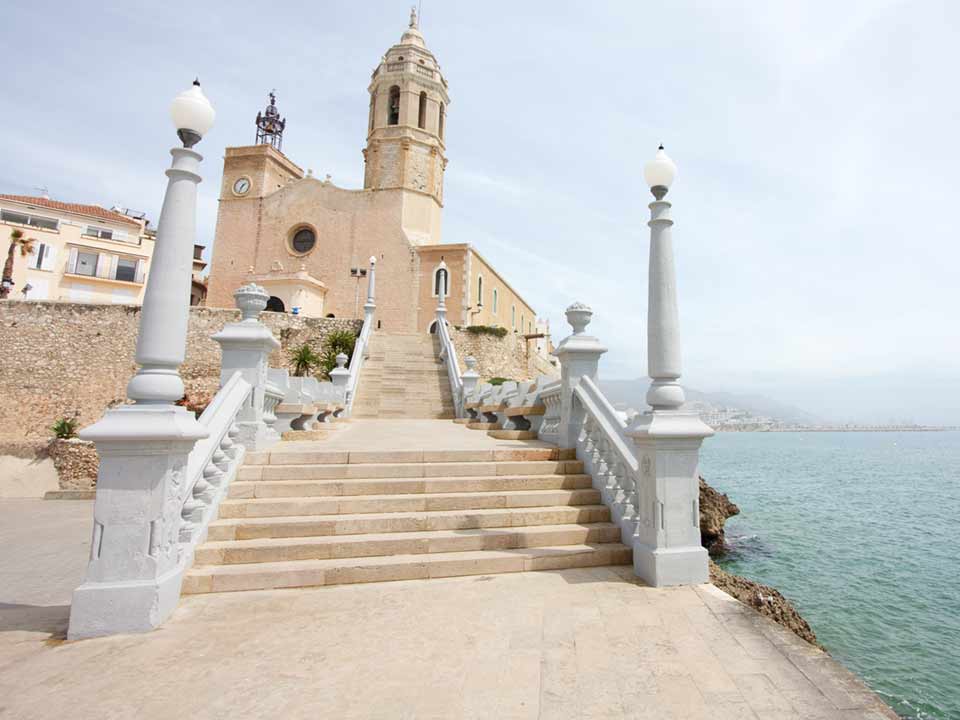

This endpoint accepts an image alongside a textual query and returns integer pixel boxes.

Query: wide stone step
[229,473,594,499]
[244,447,574,466]
[207,504,611,540]
[182,542,632,594]
[217,488,602,518]
[239,459,584,481]
[195,523,622,565]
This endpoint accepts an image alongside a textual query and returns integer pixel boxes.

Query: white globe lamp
[643,145,677,195]
[170,79,215,147]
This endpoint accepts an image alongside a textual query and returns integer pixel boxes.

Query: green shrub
[51,416,79,440]
[319,329,357,378]
[465,325,508,338]
[488,377,515,386]
[290,344,322,377]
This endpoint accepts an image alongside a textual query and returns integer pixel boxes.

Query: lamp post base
[68,563,186,640]
[633,543,709,587]
[626,410,713,587]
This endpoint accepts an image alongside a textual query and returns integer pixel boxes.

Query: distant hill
[599,379,823,425]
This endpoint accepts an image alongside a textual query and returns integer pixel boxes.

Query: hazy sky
[3,1,958,423]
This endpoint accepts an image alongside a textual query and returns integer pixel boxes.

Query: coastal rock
[700,475,820,648]
[699,476,739,555]
[709,561,821,648]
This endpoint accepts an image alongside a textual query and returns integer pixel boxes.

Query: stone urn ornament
[234,283,269,321]
[564,302,593,335]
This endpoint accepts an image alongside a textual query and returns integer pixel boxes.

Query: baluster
[180,491,204,543]
[219,431,237,464]
[203,461,224,490]
[620,463,637,520]
[212,446,229,473]
[193,471,215,505]
[227,423,241,457]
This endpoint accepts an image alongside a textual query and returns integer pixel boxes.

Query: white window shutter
[96,253,110,278]
[41,244,57,271]
[109,254,119,280]
[67,247,78,274]
[27,244,41,270]
[135,259,145,283]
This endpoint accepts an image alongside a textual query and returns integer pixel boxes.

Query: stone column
[553,303,607,449]
[625,185,713,587]
[460,356,480,399]
[68,147,209,640]
[330,352,350,403]
[211,283,281,450]
[365,255,377,316]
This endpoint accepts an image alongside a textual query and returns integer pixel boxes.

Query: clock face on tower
[232,177,251,196]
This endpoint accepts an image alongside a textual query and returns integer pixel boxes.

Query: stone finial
[564,302,592,335]
[465,356,477,371]
[335,352,348,369]
[409,5,418,28]
[234,283,269,321]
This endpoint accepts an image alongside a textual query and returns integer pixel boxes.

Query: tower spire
[255,90,286,151]
[409,5,418,29]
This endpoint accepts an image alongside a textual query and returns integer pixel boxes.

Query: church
[206,10,538,337]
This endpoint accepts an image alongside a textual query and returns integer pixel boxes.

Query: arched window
[492,288,498,314]
[433,265,448,297]
[266,296,285,313]
[438,102,445,139]
[428,320,438,334]
[521,313,524,333]
[512,305,516,329]
[368,94,376,133]
[388,86,400,125]
[325,313,335,318]
[477,275,483,306]
[418,92,427,129]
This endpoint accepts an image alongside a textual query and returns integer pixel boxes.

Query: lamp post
[625,145,713,588]
[69,80,216,639]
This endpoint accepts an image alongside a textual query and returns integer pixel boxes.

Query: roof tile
[0,194,143,228]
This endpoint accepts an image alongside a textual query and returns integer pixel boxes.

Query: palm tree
[1,229,36,299]
[290,343,322,377]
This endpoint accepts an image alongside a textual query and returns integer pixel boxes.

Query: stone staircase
[183,447,631,594]
[352,333,455,419]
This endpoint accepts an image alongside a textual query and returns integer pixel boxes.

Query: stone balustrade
[343,257,377,417]
[452,299,710,588]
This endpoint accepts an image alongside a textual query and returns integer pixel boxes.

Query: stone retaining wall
[0,300,361,440]
[449,328,559,383]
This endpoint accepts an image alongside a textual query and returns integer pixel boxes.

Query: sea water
[699,431,960,719]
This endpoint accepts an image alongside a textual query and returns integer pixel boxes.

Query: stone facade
[205,13,543,351]
[49,438,99,492]
[0,300,359,440]
[1,194,155,305]
[450,327,559,383]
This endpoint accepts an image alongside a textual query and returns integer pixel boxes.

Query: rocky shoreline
[699,476,821,648]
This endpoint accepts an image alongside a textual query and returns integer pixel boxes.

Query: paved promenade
[0,427,897,719]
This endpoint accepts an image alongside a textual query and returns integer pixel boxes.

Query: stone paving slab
[0,499,895,720]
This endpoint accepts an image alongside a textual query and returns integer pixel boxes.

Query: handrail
[435,313,464,417]
[573,376,638,474]
[535,380,562,442]
[345,310,374,415]
[571,375,640,546]
[178,370,251,557]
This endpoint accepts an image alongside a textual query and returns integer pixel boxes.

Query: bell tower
[363,8,449,211]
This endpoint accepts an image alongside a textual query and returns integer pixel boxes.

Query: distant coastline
[713,424,959,433]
